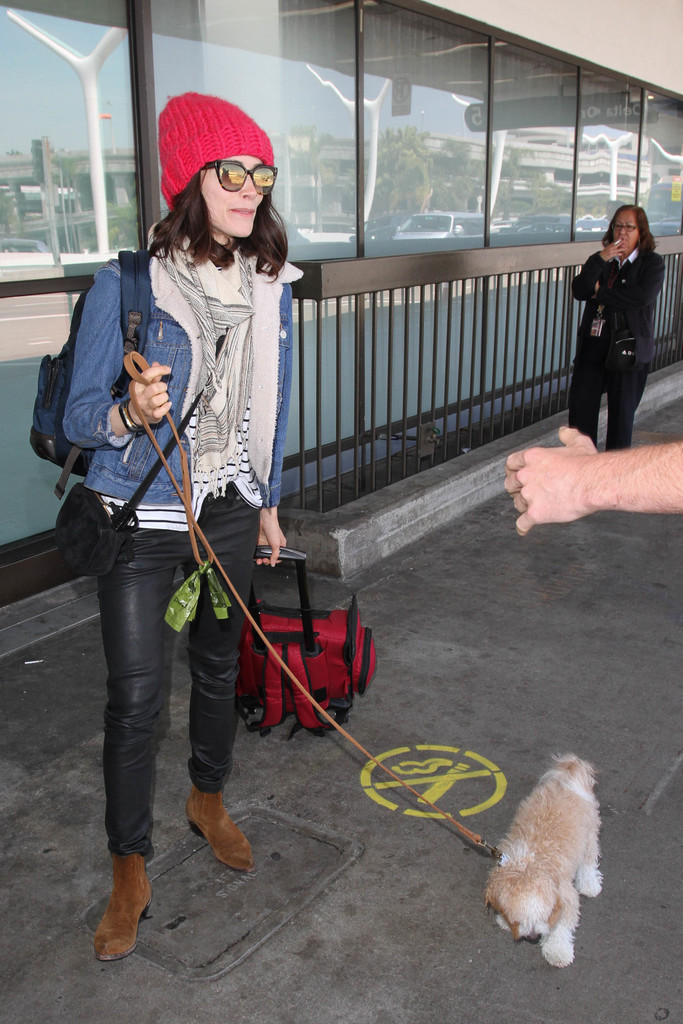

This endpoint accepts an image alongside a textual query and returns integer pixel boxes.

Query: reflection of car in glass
[645,181,682,235]
[365,214,407,242]
[509,214,571,235]
[575,215,609,235]
[0,237,49,252]
[648,217,682,236]
[394,212,484,239]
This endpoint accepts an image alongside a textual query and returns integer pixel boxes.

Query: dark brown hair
[149,171,288,275]
[603,205,656,252]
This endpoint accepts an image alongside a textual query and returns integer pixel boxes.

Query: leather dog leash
[125,352,501,860]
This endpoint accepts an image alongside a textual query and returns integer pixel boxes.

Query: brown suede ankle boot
[94,852,152,961]
[186,785,254,871]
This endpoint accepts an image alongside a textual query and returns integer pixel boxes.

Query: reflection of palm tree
[0,190,17,235]
[496,145,524,218]
[373,126,432,216]
[432,137,482,211]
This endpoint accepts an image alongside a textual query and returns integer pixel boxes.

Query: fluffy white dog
[485,754,602,967]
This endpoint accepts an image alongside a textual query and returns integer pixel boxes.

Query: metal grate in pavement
[83,806,363,980]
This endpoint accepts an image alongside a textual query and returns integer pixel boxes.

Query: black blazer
[572,248,665,363]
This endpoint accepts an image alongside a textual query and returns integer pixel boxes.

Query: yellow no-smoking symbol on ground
[361,744,506,818]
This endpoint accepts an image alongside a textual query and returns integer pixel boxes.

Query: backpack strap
[55,444,86,499]
[111,249,152,399]
[52,292,92,498]
[285,643,330,733]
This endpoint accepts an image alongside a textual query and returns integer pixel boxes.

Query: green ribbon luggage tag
[165,561,231,632]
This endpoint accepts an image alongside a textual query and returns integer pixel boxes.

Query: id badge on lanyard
[590,307,606,337]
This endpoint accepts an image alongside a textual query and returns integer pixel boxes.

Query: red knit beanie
[158,92,274,209]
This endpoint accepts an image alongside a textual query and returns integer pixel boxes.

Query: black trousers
[568,333,649,450]
[97,488,260,856]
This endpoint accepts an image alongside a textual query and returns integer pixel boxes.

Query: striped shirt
[102,397,262,531]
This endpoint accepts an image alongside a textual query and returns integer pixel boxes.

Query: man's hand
[504,427,598,535]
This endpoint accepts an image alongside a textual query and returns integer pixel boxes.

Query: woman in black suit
[569,205,665,449]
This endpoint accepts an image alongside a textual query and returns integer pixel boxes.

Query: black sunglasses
[204,159,278,195]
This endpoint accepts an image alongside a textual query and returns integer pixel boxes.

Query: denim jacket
[64,255,302,507]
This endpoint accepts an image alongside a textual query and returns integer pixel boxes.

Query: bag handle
[249,546,316,655]
[124,352,501,860]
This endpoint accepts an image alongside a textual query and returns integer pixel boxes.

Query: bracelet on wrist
[118,398,143,434]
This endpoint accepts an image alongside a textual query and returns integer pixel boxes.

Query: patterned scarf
[162,246,254,493]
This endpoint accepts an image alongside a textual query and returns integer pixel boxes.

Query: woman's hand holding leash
[112,361,172,437]
[130,362,172,423]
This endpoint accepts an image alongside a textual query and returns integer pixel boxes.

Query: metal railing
[285,238,683,512]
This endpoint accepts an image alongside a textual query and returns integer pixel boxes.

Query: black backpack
[30,250,152,498]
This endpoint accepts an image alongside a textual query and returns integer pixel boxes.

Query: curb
[280,364,683,578]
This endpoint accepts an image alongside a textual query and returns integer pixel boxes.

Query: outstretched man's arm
[505,426,683,536]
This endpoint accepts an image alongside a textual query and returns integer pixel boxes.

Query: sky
[0,4,472,161]
[1,6,134,154]
[1,3,664,165]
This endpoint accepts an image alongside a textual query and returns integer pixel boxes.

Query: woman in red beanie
[64,92,302,961]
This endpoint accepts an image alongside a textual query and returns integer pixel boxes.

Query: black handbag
[605,312,637,372]
[54,394,201,577]
[55,484,136,576]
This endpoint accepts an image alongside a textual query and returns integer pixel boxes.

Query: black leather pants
[96,488,260,856]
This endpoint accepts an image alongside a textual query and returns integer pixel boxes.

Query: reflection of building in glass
[0,150,137,254]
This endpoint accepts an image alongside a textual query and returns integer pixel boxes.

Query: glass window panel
[638,91,683,235]
[363,3,488,257]
[0,291,78,545]
[150,0,357,262]
[489,43,577,247]
[0,2,138,284]
[576,72,639,226]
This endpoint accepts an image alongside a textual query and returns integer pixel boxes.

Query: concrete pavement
[1,392,682,1024]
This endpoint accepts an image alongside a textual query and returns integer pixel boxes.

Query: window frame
[0,0,681,298]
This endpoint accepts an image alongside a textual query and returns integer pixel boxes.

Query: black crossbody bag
[605,311,637,372]
[55,394,201,577]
